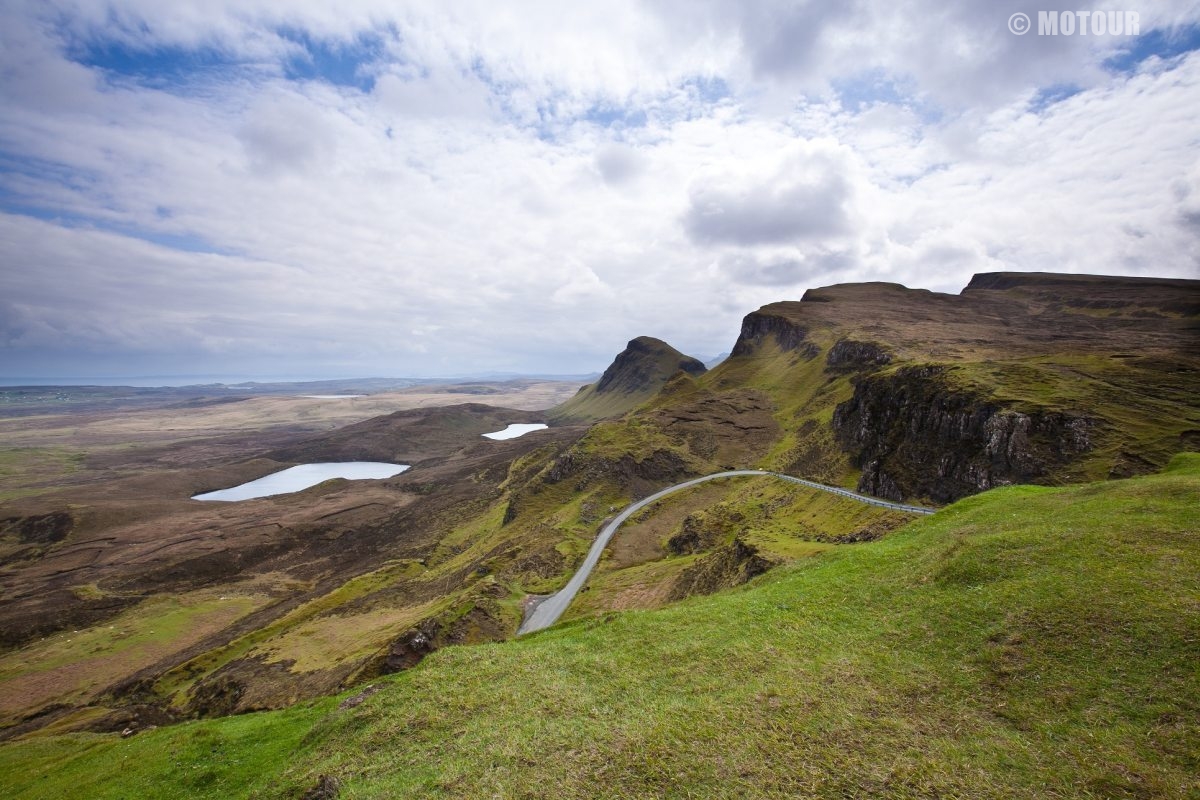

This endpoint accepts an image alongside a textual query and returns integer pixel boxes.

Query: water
[481,423,549,440]
[192,462,410,501]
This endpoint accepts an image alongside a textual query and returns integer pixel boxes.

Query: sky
[1,1,1199,381]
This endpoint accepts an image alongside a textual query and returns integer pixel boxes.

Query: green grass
[0,447,85,501]
[2,455,1197,798]
[0,701,330,800]
[0,590,268,721]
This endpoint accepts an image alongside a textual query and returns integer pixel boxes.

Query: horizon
[2,2,1199,380]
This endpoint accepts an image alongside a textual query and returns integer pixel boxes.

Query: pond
[481,423,548,440]
[192,462,410,501]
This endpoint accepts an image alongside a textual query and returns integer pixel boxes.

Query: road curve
[517,470,935,634]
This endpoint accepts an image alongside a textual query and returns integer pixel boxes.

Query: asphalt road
[517,470,935,634]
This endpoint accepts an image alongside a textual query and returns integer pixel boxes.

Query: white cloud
[0,0,1198,379]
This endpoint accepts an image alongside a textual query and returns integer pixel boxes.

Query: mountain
[0,271,1196,750]
[631,272,1199,500]
[548,336,707,423]
[704,351,730,368]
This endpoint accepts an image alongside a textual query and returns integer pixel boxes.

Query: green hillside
[4,454,1195,799]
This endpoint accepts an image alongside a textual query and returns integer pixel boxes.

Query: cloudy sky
[2,1,1199,381]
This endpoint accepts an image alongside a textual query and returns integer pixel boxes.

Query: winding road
[517,470,935,635]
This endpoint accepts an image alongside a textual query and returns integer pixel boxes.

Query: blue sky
[1,0,1199,381]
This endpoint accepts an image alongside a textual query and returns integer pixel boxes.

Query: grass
[0,700,330,800]
[0,447,85,501]
[563,474,907,619]
[0,590,268,720]
[151,561,440,705]
[2,454,1195,798]
[254,600,442,674]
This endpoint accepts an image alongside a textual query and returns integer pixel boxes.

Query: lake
[192,462,410,501]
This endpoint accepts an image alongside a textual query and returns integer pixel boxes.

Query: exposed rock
[378,584,509,673]
[668,538,777,601]
[833,366,1094,503]
[187,676,246,718]
[81,703,179,735]
[544,453,577,484]
[595,336,706,393]
[825,339,891,372]
[338,684,383,710]
[666,514,722,555]
[301,775,341,800]
[616,449,690,485]
[385,625,437,671]
[730,312,817,358]
[550,336,708,423]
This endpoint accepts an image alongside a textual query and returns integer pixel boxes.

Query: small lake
[192,462,410,501]
[482,423,548,440]
[300,394,364,399]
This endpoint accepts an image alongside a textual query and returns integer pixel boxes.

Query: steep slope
[631,272,1199,502]
[4,455,1195,799]
[548,336,706,423]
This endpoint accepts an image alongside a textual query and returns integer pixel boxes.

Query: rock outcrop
[550,336,707,423]
[730,311,818,358]
[668,538,777,601]
[825,339,891,372]
[833,366,1094,502]
[594,336,706,393]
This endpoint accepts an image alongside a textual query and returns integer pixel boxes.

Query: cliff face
[594,336,706,393]
[550,336,707,423]
[833,366,1094,502]
[729,311,818,358]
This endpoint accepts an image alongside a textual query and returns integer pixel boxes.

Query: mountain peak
[551,337,706,423]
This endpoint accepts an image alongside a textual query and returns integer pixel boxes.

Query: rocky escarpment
[594,336,706,393]
[825,339,891,372]
[539,448,695,498]
[550,336,707,423]
[833,366,1094,503]
[729,311,818,358]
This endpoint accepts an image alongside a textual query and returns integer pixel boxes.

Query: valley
[0,272,1196,798]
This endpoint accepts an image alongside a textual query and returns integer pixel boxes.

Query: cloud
[594,143,646,185]
[239,90,338,175]
[718,248,856,287]
[683,144,856,246]
[1,0,1198,379]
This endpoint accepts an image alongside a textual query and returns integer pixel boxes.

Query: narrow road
[517,470,935,634]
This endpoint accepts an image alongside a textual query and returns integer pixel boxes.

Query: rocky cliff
[549,336,707,423]
[832,366,1094,502]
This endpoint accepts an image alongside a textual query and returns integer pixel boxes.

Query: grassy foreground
[2,455,1197,799]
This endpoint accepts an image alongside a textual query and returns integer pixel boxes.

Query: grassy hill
[3,454,1195,799]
